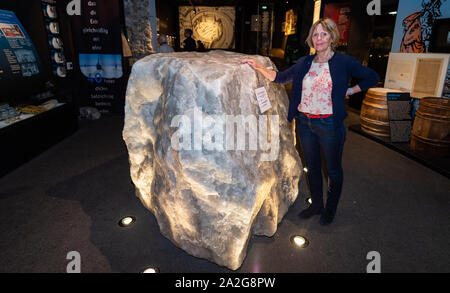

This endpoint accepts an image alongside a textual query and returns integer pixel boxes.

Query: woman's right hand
[241,59,276,82]
[241,59,263,70]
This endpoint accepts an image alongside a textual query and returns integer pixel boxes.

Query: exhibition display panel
[0,1,78,177]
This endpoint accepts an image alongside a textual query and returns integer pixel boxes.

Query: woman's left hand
[346,85,361,96]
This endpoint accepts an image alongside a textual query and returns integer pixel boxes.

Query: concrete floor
[0,110,449,273]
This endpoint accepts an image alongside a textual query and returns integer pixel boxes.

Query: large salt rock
[123,50,302,270]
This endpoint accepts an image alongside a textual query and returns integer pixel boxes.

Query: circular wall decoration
[49,36,63,49]
[44,5,57,19]
[47,22,60,34]
[41,1,67,78]
[55,65,66,78]
[179,6,235,49]
[194,17,221,43]
[53,52,65,64]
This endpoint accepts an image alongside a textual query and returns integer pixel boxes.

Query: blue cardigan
[274,52,380,128]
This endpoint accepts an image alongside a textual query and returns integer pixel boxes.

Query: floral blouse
[298,62,333,115]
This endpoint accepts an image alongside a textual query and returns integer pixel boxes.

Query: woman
[242,18,379,225]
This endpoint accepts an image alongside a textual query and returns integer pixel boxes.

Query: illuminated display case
[0,0,78,177]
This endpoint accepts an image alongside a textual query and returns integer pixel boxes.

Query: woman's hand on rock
[241,59,276,81]
[241,59,262,70]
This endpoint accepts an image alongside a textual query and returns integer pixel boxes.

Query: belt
[301,112,333,119]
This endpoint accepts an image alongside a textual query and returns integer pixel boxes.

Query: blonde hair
[306,18,340,50]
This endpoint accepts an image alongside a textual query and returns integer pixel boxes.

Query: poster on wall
[179,6,235,50]
[323,2,352,47]
[0,9,41,82]
[391,0,450,53]
[70,0,124,114]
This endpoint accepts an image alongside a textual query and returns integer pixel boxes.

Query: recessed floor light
[119,216,136,227]
[142,267,159,273]
[291,235,309,248]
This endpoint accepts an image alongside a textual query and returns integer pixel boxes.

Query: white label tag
[254,87,272,113]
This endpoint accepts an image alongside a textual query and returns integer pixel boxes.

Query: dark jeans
[296,113,346,214]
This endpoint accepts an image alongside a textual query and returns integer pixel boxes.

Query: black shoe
[319,209,335,226]
[298,206,323,219]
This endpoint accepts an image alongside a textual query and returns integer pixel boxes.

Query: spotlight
[142,267,159,273]
[306,197,312,204]
[262,5,267,10]
[303,167,308,173]
[290,235,309,248]
[119,216,136,227]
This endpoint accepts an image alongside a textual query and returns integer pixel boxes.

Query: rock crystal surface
[123,50,302,270]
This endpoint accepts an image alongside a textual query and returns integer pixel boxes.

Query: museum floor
[0,109,449,273]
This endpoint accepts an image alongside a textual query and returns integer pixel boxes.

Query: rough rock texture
[123,0,155,58]
[123,51,302,270]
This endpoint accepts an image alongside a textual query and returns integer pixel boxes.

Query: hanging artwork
[179,6,235,49]
[283,9,297,36]
[392,0,450,53]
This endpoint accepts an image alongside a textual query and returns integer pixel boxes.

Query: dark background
[0,0,402,108]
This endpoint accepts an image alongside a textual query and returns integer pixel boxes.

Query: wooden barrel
[360,88,404,138]
[410,98,450,156]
